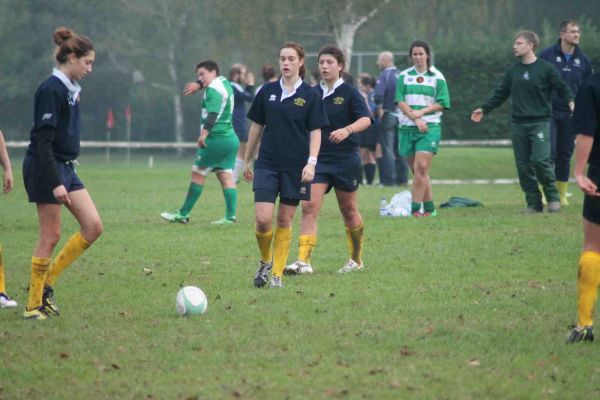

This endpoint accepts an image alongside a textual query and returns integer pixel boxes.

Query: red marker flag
[125,104,132,123]
[106,108,114,129]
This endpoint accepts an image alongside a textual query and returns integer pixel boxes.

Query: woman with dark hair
[396,40,451,217]
[285,45,371,276]
[22,26,103,319]
[243,42,328,288]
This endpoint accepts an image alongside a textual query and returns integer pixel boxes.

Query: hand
[3,169,13,193]
[198,129,209,148]
[569,101,575,115]
[52,185,71,205]
[575,175,600,197]
[415,118,429,133]
[183,82,202,96]
[376,108,384,119]
[246,72,255,86]
[410,109,424,120]
[329,128,350,144]
[243,162,254,182]
[471,109,484,123]
[301,163,315,182]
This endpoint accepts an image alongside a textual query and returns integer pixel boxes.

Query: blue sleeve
[247,87,265,125]
[350,87,372,123]
[34,87,62,130]
[374,72,385,106]
[306,90,329,131]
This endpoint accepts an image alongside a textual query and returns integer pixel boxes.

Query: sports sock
[298,235,317,263]
[45,232,90,287]
[577,251,600,327]
[0,244,5,293]
[538,183,547,206]
[255,229,273,263]
[363,164,376,185]
[223,188,237,220]
[557,181,569,206]
[233,158,243,182]
[179,182,204,216]
[424,200,435,213]
[411,201,422,214]
[27,257,51,310]
[272,226,292,278]
[346,223,364,265]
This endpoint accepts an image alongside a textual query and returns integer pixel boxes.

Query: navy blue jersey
[316,82,371,161]
[573,73,600,165]
[231,82,254,135]
[27,75,80,162]
[539,42,593,112]
[247,80,329,172]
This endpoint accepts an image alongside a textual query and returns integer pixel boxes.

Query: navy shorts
[314,154,361,193]
[253,168,310,205]
[234,127,248,143]
[23,155,85,204]
[583,164,600,225]
[359,125,378,151]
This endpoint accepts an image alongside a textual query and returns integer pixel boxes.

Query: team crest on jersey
[269,94,277,102]
[574,58,581,66]
[556,56,562,62]
[523,71,530,80]
[294,97,306,107]
[416,76,424,84]
[333,96,344,105]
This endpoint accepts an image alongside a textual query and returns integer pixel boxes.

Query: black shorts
[253,168,310,205]
[583,163,600,225]
[23,155,85,204]
[314,153,361,193]
[234,126,248,143]
[359,125,378,151]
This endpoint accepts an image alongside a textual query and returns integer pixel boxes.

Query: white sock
[233,158,243,182]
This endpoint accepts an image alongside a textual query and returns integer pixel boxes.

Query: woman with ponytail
[22,27,102,319]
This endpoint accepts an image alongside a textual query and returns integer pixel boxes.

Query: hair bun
[54,26,74,45]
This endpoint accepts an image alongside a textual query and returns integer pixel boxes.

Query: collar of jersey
[320,78,344,99]
[279,77,303,102]
[52,68,81,102]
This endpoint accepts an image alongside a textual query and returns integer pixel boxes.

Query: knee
[341,205,360,224]
[276,214,293,228]
[302,201,320,218]
[413,163,428,178]
[41,230,61,249]
[84,219,103,243]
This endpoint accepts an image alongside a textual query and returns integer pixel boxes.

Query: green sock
[411,201,422,213]
[223,188,237,220]
[180,182,203,216]
[423,200,435,213]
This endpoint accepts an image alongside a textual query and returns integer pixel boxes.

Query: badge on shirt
[574,58,581,66]
[333,96,344,105]
[294,98,306,107]
[556,56,562,62]
[523,71,530,80]
[269,94,277,102]
[416,76,424,84]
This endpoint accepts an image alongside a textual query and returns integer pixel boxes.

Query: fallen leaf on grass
[467,359,480,367]
[143,268,152,275]
[399,346,414,356]
[111,363,120,370]
[369,368,385,375]
[59,352,69,359]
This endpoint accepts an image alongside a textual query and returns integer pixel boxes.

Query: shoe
[422,210,438,217]
[211,217,236,225]
[253,260,272,288]
[23,306,50,320]
[284,260,313,275]
[0,293,17,308]
[566,325,594,343]
[411,211,423,217]
[338,259,364,273]
[269,276,283,288]
[547,201,560,213]
[42,286,60,316]
[521,207,543,214]
[160,211,190,224]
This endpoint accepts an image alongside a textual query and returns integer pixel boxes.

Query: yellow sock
[298,235,317,263]
[45,232,90,287]
[557,181,569,206]
[255,229,273,263]
[577,251,600,327]
[0,244,6,293]
[272,226,292,278]
[27,257,51,310]
[538,183,547,206]
[346,223,364,265]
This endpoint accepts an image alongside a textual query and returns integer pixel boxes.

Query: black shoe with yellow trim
[42,286,60,316]
[23,306,50,320]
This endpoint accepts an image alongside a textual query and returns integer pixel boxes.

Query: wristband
[307,157,317,166]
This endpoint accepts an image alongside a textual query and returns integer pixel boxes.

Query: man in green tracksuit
[472,31,573,213]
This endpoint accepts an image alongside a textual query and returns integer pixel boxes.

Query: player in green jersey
[396,40,450,217]
[161,60,239,224]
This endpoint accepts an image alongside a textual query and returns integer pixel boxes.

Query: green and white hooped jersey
[201,76,235,137]
[396,66,450,126]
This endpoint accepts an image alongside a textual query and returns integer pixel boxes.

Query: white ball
[176,286,208,316]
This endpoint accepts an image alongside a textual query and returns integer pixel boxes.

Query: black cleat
[253,260,272,288]
[42,286,60,316]
[566,325,594,344]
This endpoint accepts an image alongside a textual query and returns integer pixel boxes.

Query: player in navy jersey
[22,27,103,320]
[243,42,328,288]
[284,45,371,275]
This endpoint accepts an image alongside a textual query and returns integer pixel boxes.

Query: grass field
[1,148,599,399]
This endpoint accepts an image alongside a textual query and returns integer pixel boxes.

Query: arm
[183,81,202,96]
[399,102,444,133]
[0,131,13,194]
[476,70,512,119]
[198,112,218,148]
[574,134,599,196]
[329,117,372,144]
[242,122,264,182]
[549,66,574,112]
[301,128,321,182]
[36,127,69,205]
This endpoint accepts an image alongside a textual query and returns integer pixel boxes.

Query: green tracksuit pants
[510,121,559,209]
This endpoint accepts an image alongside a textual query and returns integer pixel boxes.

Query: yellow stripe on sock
[577,251,600,327]
[298,235,317,264]
[27,257,51,311]
[272,226,292,278]
[255,229,273,264]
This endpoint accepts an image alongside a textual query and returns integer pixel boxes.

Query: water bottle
[379,197,388,217]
